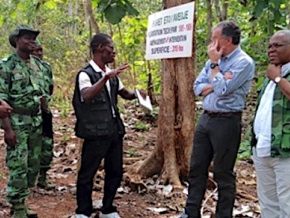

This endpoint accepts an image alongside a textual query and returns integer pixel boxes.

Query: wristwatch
[274,76,282,84]
[210,63,219,69]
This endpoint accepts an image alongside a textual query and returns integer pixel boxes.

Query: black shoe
[11,206,38,218]
[37,180,56,190]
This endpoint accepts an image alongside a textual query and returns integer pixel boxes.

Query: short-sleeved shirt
[78,60,124,93]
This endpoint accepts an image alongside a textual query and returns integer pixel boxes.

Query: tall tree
[131,0,196,188]
[85,0,100,33]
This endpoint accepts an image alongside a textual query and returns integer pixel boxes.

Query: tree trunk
[146,60,158,105]
[214,0,228,21]
[206,0,213,44]
[133,0,196,189]
[86,0,100,33]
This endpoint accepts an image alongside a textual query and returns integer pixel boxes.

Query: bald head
[272,30,290,42]
[268,29,290,65]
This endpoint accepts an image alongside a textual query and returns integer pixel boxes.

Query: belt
[12,107,40,116]
[204,110,242,117]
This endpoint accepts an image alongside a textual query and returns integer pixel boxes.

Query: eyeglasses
[104,45,115,51]
[268,42,290,49]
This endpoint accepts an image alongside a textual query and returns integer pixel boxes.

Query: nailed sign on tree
[145,2,195,60]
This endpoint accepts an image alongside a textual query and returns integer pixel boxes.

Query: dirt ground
[0,106,260,218]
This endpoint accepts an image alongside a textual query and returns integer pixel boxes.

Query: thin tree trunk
[222,0,228,20]
[206,0,213,43]
[86,0,100,33]
[214,0,228,21]
[146,60,158,105]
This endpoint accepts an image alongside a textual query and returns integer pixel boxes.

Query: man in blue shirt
[179,21,255,218]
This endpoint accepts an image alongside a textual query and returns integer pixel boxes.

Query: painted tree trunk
[136,0,196,188]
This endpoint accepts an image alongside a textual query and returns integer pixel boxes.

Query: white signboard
[145,2,195,60]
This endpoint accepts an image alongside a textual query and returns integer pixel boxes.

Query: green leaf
[17,2,26,11]
[253,1,268,18]
[124,0,139,16]
[44,0,58,9]
[97,0,111,13]
[104,3,126,24]
[10,10,17,19]
[0,14,4,26]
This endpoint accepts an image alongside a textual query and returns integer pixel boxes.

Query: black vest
[72,64,125,139]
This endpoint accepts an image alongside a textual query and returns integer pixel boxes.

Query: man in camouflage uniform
[31,39,55,190]
[250,29,290,218]
[0,25,48,218]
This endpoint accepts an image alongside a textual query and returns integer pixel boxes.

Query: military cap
[9,24,40,48]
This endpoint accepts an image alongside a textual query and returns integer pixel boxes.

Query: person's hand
[267,64,281,81]
[40,96,48,110]
[106,63,130,79]
[224,72,233,80]
[4,128,17,149]
[207,40,223,63]
[0,100,12,119]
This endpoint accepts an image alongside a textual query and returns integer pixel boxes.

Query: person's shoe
[74,214,90,218]
[12,208,27,218]
[37,180,56,190]
[99,212,121,218]
[11,206,38,218]
[25,207,38,218]
[178,209,189,218]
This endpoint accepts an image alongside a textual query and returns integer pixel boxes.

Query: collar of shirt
[89,60,111,76]
[282,62,290,77]
[220,45,241,63]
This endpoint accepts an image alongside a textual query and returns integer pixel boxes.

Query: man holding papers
[72,33,147,218]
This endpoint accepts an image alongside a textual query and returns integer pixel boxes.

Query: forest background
[1,0,290,195]
[0,0,290,186]
[0,0,289,112]
[0,0,290,217]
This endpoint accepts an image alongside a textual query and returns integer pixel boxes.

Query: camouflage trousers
[5,124,42,205]
[39,136,53,171]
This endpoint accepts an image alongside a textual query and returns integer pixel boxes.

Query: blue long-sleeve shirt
[194,46,255,112]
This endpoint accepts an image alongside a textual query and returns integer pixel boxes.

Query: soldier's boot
[25,207,38,218]
[12,209,26,218]
[37,169,55,190]
[11,204,38,218]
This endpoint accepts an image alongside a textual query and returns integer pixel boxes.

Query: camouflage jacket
[39,59,54,102]
[251,73,290,158]
[0,53,48,127]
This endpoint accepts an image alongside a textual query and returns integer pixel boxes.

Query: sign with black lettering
[145,2,195,60]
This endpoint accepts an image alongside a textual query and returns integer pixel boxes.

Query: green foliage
[125,147,139,157]
[238,141,252,159]
[134,119,150,131]
[0,171,5,180]
[61,134,69,143]
[0,0,289,113]
[94,0,138,24]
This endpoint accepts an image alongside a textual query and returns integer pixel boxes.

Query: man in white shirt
[251,29,290,218]
[72,33,145,218]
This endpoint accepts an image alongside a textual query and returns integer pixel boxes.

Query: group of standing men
[0,25,54,218]
[180,21,290,218]
[1,20,290,218]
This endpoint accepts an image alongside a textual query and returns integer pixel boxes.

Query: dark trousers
[75,121,123,216]
[185,113,241,218]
